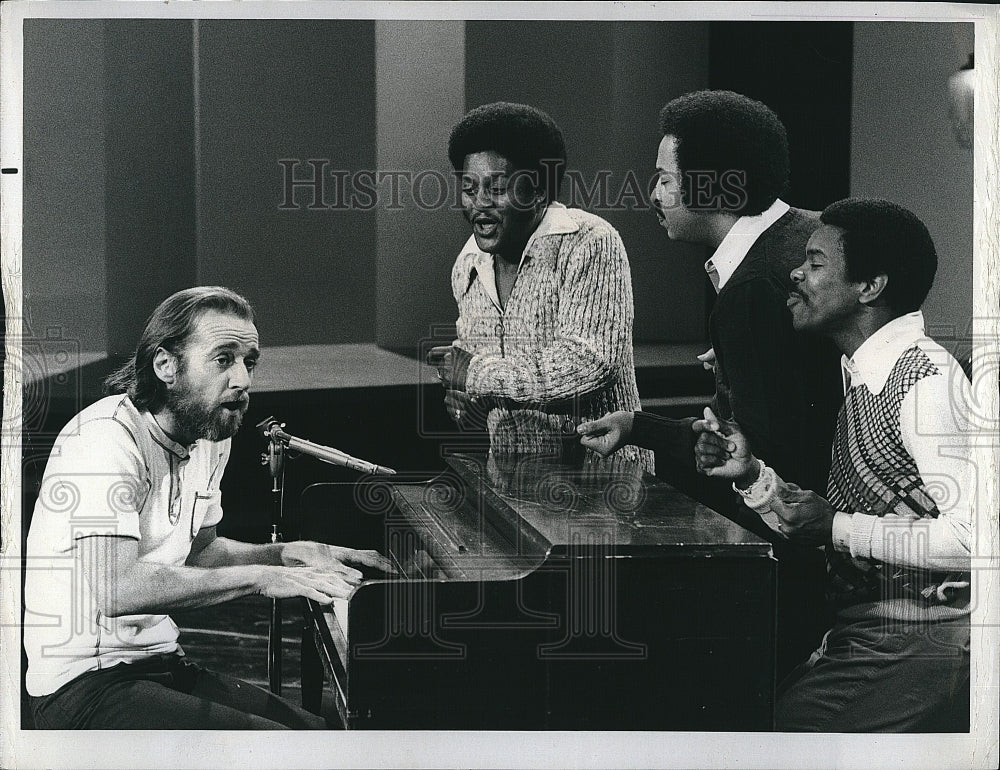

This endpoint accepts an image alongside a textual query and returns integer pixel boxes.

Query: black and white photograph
[1,1,997,768]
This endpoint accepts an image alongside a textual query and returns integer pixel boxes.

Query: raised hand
[692,406,757,485]
[427,345,454,386]
[426,345,473,390]
[577,411,634,457]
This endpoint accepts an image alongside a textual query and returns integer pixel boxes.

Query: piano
[299,451,776,730]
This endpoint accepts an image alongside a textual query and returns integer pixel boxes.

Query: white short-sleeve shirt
[24,394,230,696]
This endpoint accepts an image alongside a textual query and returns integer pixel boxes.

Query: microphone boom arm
[257,417,396,476]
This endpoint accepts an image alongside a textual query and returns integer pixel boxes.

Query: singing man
[693,199,972,731]
[578,89,842,678]
[24,286,392,729]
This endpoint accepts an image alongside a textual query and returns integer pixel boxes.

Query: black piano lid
[442,452,775,559]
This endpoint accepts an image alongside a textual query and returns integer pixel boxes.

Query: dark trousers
[29,654,327,730]
[776,614,970,732]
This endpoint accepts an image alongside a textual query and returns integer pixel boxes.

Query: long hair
[103,286,254,411]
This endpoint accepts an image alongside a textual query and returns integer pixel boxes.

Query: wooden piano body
[300,452,776,730]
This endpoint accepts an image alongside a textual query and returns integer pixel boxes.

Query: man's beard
[165,375,247,442]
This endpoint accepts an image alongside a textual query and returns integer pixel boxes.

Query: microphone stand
[262,428,285,696]
[256,415,396,696]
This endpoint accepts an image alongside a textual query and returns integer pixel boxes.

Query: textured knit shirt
[24,395,230,696]
[452,203,651,468]
[823,312,972,621]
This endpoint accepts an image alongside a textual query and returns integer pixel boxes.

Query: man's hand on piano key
[281,540,398,579]
[255,565,363,602]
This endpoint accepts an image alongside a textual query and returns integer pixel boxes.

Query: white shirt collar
[705,198,790,292]
[841,311,927,395]
[459,202,579,308]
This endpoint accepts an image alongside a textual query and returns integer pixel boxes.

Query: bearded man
[24,286,391,729]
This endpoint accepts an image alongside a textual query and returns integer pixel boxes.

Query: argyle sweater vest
[825,346,968,621]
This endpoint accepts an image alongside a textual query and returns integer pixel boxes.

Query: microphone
[256,417,397,476]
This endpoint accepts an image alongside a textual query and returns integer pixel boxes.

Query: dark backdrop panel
[605,23,713,346]
[22,20,108,353]
[464,21,713,345]
[373,21,468,357]
[196,20,377,347]
[851,22,973,345]
[104,20,198,355]
[709,21,854,212]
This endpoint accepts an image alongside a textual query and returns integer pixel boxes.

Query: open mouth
[787,291,804,308]
[473,218,499,238]
[220,398,249,412]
